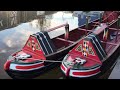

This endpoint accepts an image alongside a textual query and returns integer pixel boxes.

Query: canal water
[0,11,117,79]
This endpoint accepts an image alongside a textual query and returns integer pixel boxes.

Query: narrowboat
[60,11,120,78]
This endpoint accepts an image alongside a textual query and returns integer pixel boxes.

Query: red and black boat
[60,11,120,78]
[4,17,100,79]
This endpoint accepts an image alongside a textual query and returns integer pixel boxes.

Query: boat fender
[65,24,69,40]
[4,60,11,70]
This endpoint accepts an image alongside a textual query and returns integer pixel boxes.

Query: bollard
[115,16,120,42]
[99,12,103,23]
[117,16,120,28]
[85,16,90,35]
[65,23,69,40]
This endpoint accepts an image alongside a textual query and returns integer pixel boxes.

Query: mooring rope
[38,59,62,63]
[14,57,62,63]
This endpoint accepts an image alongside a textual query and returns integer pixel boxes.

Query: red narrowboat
[60,11,120,78]
[4,16,100,79]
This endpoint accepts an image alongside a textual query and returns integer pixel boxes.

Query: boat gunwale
[46,18,100,57]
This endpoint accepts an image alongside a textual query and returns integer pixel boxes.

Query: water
[0,11,58,31]
[0,11,109,79]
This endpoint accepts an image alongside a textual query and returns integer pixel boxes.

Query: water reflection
[0,11,58,31]
[28,11,78,39]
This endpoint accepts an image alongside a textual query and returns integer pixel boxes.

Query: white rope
[14,56,62,63]
[38,59,62,63]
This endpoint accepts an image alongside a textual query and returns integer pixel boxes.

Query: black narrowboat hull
[5,62,59,79]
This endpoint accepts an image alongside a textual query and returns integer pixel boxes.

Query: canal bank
[109,56,120,79]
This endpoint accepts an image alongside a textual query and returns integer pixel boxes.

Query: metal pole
[106,22,109,39]
[85,16,90,36]
[65,23,69,40]
[115,16,120,42]
[99,12,103,23]
[48,23,68,32]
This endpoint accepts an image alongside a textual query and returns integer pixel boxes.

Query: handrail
[56,37,75,43]
[101,41,118,46]
[78,28,93,32]
[109,28,120,31]
[47,23,68,32]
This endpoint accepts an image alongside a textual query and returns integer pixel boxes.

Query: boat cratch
[60,11,120,78]
[4,16,100,79]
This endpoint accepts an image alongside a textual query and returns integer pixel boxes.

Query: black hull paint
[6,62,59,79]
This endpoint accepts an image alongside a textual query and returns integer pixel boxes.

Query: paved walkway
[109,56,120,79]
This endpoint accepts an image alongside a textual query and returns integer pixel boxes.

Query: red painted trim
[66,68,70,76]
[72,68,100,76]
[16,63,44,70]
[78,28,93,32]
[61,64,65,71]
[4,60,11,70]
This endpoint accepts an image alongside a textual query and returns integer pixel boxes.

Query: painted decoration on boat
[82,40,89,57]
[75,44,82,52]
[75,40,95,57]
[70,38,102,64]
[22,35,46,60]
[27,41,31,47]
[88,47,95,55]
